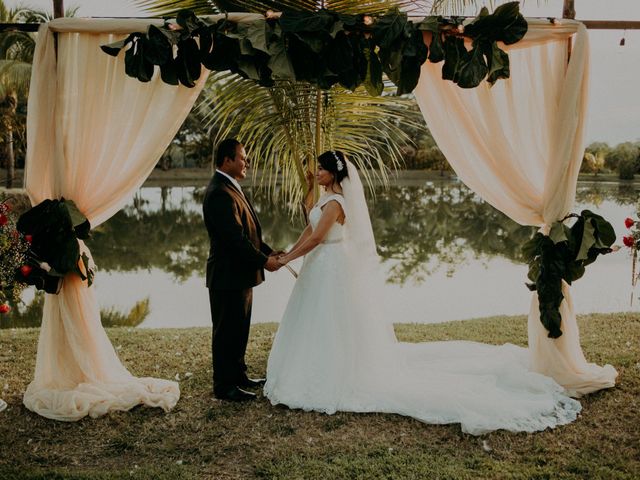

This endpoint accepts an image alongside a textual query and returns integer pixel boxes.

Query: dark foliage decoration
[522,210,616,338]
[16,199,94,294]
[101,2,527,94]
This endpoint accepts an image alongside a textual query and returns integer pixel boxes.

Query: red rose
[0,304,10,314]
[623,236,635,248]
[0,214,7,226]
[24,234,33,244]
[625,217,635,229]
[20,265,32,277]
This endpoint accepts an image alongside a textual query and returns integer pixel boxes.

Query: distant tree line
[4,90,639,180]
[157,98,640,179]
[582,141,640,180]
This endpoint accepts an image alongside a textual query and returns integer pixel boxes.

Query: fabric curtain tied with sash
[22,18,211,420]
[414,19,617,396]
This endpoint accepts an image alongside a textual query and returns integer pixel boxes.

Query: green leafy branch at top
[522,210,616,338]
[101,2,527,94]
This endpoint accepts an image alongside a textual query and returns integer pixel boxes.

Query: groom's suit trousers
[209,287,252,387]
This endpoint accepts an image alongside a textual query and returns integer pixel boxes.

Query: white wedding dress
[264,163,581,435]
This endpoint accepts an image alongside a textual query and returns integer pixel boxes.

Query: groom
[202,139,281,401]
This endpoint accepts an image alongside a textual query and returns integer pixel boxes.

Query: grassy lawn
[0,313,638,479]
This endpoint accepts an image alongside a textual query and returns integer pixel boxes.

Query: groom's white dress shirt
[216,169,243,195]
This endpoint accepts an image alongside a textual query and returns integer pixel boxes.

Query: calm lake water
[5,179,640,328]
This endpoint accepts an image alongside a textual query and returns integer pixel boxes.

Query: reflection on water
[3,180,639,328]
[369,184,536,283]
[2,292,151,329]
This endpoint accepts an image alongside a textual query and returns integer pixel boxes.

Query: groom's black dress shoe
[237,377,266,389]
[214,386,256,402]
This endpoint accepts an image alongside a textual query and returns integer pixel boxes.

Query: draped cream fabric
[414,19,617,396]
[23,20,209,420]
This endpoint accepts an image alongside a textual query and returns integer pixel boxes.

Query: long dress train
[264,183,581,435]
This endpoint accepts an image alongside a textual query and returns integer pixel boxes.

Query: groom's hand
[265,256,282,272]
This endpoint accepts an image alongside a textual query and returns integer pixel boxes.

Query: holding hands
[264,256,281,272]
[276,253,289,266]
[265,250,288,272]
[265,250,297,277]
[275,252,299,278]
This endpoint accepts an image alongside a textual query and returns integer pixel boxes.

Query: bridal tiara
[332,151,344,171]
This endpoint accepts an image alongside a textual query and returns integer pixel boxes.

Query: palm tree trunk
[315,90,323,159]
[3,94,17,188]
[313,89,322,199]
[312,0,325,202]
[5,123,14,188]
[267,86,306,186]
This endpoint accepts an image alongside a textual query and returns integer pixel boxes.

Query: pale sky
[5,0,640,145]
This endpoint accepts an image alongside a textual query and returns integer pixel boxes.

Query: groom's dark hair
[215,139,241,167]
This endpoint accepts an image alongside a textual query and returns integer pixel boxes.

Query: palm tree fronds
[326,0,429,15]
[138,0,432,15]
[134,0,220,16]
[430,0,492,15]
[15,6,80,22]
[0,2,35,99]
[196,70,425,215]
[0,60,31,96]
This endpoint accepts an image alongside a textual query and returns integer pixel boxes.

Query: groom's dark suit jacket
[202,172,272,290]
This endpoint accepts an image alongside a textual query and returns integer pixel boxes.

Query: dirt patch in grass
[0,313,638,479]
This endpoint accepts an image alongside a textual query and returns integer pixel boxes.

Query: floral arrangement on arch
[623,212,640,306]
[0,200,30,314]
[0,197,95,316]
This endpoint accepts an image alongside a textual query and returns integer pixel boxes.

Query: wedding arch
[20,9,617,420]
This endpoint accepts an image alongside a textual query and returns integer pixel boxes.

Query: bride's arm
[287,224,313,254]
[278,202,342,264]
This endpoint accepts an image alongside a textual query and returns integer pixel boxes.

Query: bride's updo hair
[318,150,349,183]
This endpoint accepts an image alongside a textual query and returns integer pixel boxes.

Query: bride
[264,150,581,435]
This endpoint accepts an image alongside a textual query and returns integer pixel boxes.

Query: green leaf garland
[523,210,615,338]
[101,2,528,93]
[16,198,94,293]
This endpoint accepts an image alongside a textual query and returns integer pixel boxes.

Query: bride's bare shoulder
[319,195,345,224]
[319,193,344,208]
